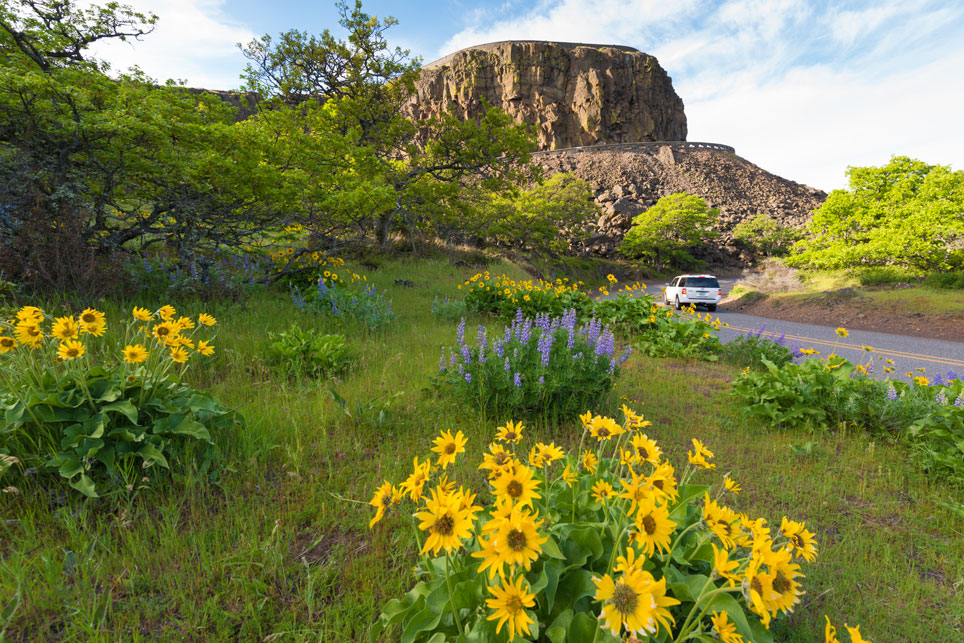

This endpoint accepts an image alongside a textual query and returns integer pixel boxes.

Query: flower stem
[444,549,465,637]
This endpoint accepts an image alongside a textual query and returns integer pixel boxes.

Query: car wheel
[707,305,717,312]
[674,297,682,310]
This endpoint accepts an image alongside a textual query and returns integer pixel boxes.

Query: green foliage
[430,296,468,322]
[0,305,236,497]
[438,312,625,421]
[295,280,396,329]
[731,214,801,258]
[732,357,964,483]
[721,332,796,371]
[788,156,964,271]
[853,266,921,286]
[619,193,719,270]
[267,326,356,378]
[482,173,599,255]
[922,271,964,290]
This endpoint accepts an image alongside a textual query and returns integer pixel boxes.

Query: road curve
[612,279,964,381]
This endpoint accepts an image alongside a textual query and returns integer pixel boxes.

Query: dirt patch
[724,291,964,342]
[288,524,367,566]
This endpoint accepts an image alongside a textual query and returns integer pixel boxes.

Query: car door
[666,277,680,303]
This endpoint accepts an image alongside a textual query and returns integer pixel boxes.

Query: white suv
[664,275,722,311]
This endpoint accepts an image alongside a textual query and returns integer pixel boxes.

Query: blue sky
[90,1,964,191]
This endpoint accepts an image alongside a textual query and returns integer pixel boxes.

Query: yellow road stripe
[724,325,964,368]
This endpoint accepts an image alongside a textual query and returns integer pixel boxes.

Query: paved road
[619,278,964,381]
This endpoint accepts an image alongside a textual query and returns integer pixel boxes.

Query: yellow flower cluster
[459,271,583,303]
[268,249,345,271]
[0,305,217,368]
[368,405,854,641]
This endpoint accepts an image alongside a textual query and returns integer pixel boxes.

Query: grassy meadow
[1,256,963,642]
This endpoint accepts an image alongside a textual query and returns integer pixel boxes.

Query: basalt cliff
[406,41,825,264]
[403,40,687,149]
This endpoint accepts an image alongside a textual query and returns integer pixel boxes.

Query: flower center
[611,582,639,615]
[66,348,80,358]
[653,479,665,490]
[82,313,96,323]
[494,452,509,465]
[380,493,392,507]
[507,529,527,551]
[791,534,804,548]
[445,443,457,455]
[773,571,792,594]
[637,446,648,459]
[598,427,610,438]
[156,327,170,337]
[750,577,763,595]
[505,595,523,614]
[507,480,523,498]
[27,326,40,337]
[1,339,13,347]
[433,513,454,536]
[505,431,516,441]
[641,514,657,535]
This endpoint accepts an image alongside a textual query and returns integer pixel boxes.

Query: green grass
[1,256,963,641]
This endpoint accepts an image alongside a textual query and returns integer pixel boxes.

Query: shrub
[854,266,920,286]
[733,259,803,295]
[431,296,468,322]
[732,354,964,483]
[125,251,267,300]
[722,326,799,371]
[292,278,395,329]
[368,411,871,642]
[618,193,719,271]
[267,326,356,378]
[922,271,964,290]
[592,293,723,360]
[438,311,629,421]
[461,272,594,320]
[0,304,237,497]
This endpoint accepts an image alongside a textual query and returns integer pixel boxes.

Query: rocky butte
[405,40,826,265]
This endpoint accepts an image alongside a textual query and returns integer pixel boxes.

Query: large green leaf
[100,399,139,425]
[171,417,213,442]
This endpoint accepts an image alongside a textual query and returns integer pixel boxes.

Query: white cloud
[441,0,964,190]
[86,0,254,89]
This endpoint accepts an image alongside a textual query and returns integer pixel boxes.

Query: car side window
[671,278,680,288]
[679,278,686,287]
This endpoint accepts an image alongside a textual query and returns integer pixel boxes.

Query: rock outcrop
[532,144,826,266]
[403,40,687,150]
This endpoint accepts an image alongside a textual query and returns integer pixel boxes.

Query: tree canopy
[787,156,964,271]
[618,193,718,270]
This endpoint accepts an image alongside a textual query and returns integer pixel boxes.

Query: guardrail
[531,141,735,156]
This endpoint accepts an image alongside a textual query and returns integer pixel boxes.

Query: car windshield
[686,277,719,288]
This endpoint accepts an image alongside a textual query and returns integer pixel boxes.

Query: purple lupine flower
[934,374,944,386]
[438,353,446,372]
[955,393,964,407]
[513,372,522,387]
[594,329,616,357]
[493,340,505,359]
[456,318,466,346]
[866,362,875,374]
[504,357,511,372]
[518,320,533,345]
[460,344,473,364]
[477,325,488,355]
[936,390,947,404]
[618,345,632,365]
[887,387,898,401]
[465,372,472,383]
[538,376,544,385]
[608,358,618,374]
[585,318,602,346]
[775,332,786,345]
[290,286,305,309]
[449,351,457,367]
[538,329,556,366]
[947,371,958,381]
[457,364,464,375]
